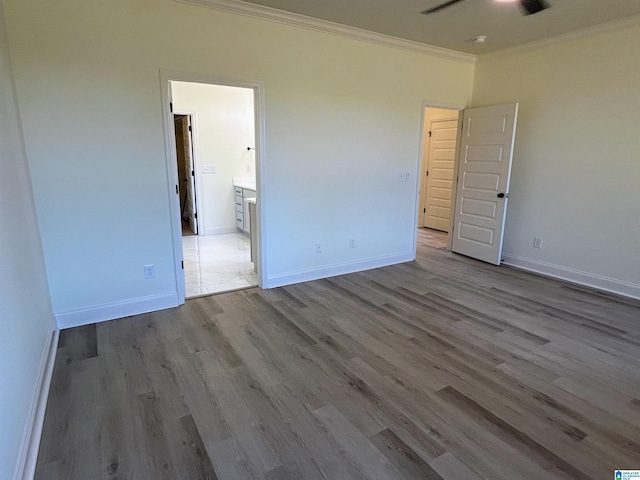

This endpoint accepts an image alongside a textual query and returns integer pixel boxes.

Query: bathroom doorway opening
[162,72,265,301]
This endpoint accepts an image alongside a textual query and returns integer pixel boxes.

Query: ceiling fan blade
[519,0,549,15]
[421,0,467,15]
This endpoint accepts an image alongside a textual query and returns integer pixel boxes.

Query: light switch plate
[202,165,216,174]
[399,172,411,182]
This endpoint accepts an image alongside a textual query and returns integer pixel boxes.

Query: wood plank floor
[35,229,640,479]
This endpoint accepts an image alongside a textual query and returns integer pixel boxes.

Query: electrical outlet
[533,237,543,249]
[144,264,156,279]
[202,165,216,174]
[316,243,323,254]
[349,238,356,249]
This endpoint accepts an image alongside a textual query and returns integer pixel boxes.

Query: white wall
[0,2,56,478]
[3,0,474,324]
[172,81,255,235]
[472,20,640,297]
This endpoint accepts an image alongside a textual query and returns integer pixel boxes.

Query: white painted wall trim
[13,329,58,480]
[481,14,640,60]
[174,0,476,64]
[265,252,414,289]
[502,253,640,301]
[204,227,240,236]
[162,74,188,303]
[55,292,179,329]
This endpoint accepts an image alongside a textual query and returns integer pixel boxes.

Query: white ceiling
[233,0,640,54]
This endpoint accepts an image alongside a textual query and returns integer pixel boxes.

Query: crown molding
[479,14,640,61]
[173,0,476,64]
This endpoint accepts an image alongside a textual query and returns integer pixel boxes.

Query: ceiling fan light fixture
[422,0,549,16]
[520,0,549,15]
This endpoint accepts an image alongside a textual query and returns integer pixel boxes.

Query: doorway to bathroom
[167,77,262,299]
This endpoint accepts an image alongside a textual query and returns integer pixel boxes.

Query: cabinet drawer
[235,195,243,213]
[236,214,244,229]
[235,187,243,195]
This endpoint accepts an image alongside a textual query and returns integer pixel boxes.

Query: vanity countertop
[233,177,256,191]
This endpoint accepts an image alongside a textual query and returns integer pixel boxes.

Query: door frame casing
[160,69,267,303]
[413,100,465,258]
[173,111,201,236]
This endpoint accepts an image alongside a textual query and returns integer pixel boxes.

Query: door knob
[497,192,508,198]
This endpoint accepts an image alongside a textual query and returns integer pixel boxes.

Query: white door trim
[413,100,465,259]
[160,69,267,302]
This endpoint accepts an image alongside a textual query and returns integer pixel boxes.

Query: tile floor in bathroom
[182,231,258,298]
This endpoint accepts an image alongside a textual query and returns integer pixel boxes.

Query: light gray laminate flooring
[35,229,640,479]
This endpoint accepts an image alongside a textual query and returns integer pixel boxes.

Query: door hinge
[170,102,173,113]
[426,170,429,177]
[423,208,426,213]
[194,213,197,219]
[188,125,192,132]
[191,170,194,176]
[175,185,178,194]
[428,131,432,137]
[181,261,184,269]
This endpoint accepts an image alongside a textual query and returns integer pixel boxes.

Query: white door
[183,116,198,235]
[423,119,458,231]
[451,103,518,265]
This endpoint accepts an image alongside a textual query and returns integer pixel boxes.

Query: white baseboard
[502,253,640,300]
[55,291,179,329]
[265,252,414,288]
[14,328,59,480]
[203,227,238,235]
